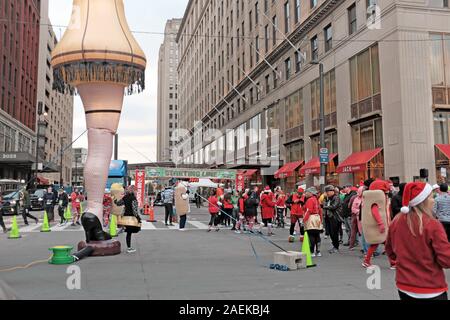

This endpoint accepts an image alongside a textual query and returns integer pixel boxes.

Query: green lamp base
[49,246,75,265]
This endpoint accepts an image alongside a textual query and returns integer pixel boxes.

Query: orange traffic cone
[147,205,157,222]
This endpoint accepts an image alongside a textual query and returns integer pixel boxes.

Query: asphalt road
[0,205,448,300]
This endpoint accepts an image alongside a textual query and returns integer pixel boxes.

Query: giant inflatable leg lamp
[51,0,146,256]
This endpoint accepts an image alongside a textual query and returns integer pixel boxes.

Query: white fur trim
[409,184,433,208]
[401,207,410,214]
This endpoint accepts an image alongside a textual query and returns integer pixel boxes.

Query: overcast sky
[48,0,188,164]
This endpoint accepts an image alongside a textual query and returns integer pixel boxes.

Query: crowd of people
[201,178,450,301]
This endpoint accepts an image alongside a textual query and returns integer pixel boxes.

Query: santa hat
[297,187,305,193]
[264,186,272,193]
[401,182,433,214]
[369,180,391,193]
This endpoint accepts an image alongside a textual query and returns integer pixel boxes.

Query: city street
[0,205,429,300]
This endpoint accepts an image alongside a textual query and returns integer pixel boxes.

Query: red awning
[300,154,338,175]
[274,161,305,179]
[237,169,258,177]
[337,148,383,174]
[37,176,50,185]
[436,144,450,159]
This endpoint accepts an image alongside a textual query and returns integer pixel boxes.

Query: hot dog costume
[51,0,146,243]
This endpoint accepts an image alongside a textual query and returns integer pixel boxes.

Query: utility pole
[311,61,326,191]
[35,102,46,187]
[114,133,119,160]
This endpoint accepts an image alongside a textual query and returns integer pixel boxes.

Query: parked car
[1,191,21,216]
[30,189,46,211]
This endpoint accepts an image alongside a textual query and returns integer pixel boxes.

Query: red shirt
[291,193,305,216]
[261,193,276,219]
[276,194,286,207]
[303,196,322,223]
[386,214,450,294]
[223,199,234,209]
[208,196,220,215]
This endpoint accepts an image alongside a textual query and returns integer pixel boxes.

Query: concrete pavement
[0,205,448,300]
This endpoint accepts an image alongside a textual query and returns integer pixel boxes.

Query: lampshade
[51,0,146,95]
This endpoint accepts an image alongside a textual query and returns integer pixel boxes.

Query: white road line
[141,221,157,230]
[51,224,71,232]
[167,223,179,230]
[20,224,42,233]
[187,221,209,230]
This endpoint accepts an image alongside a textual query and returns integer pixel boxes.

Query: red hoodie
[291,193,305,216]
[385,214,450,294]
[208,196,220,215]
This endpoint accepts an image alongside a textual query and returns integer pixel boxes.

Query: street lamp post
[312,61,326,191]
[35,102,47,187]
[59,136,66,186]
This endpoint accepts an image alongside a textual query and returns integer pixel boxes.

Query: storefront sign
[340,165,365,173]
[135,170,146,208]
[320,148,329,164]
[145,167,237,180]
[0,152,34,163]
[236,173,245,192]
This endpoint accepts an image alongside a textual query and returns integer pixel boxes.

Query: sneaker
[231,227,236,231]
[215,228,220,232]
[328,248,339,254]
[349,247,355,251]
[316,252,322,257]
[71,223,76,227]
[165,223,169,226]
[343,242,350,247]
[207,228,212,233]
[169,223,174,226]
[324,235,328,239]
[311,253,316,258]
[179,229,186,231]
[127,248,137,254]
[234,230,242,234]
[362,262,374,269]
[76,221,81,226]
[390,265,397,270]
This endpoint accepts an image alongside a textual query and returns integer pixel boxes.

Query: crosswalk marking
[141,221,157,230]
[4,220,218,233]
[187,221,209,230]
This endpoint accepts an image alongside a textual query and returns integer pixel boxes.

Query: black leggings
[398,291,447,301]
[329,217,341,250]
[442,222,450,242]
[223,208,233,226]
[307,230,322,253]
[0,209,5,230]
[209,215,219,227]
[126,231,133,248]
[22,207,37,224]
[164,203,173,224]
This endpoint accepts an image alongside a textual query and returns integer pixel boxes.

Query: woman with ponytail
[386,182,450,300]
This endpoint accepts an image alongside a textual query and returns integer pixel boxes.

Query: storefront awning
[37,176,50,185]
[274,161,305,179]
[237,169,258,177]
[300,154,338,175]
[337,148,383,174]
[436,144,450,159]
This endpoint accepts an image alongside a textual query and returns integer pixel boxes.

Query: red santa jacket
[239,196,247,214]
[303,196,322,223]
[276,194,286,208]
[261,193,276,219]
[223,199,234,209]
[208,196,220,215]
[385,214,450,295]
[291,193,305,216]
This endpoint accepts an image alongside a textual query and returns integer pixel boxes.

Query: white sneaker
[316,252,322,257]
[234,230,242,234]
[127,248,137,253]
[311,253,316,258]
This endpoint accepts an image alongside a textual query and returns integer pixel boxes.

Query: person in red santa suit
[260,186,276,236]
[386,182,450,300]
[289,187,306,242]
[362,180,395,269]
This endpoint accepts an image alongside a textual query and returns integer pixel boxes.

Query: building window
[430,33,450,106]
[286,141,304,163]
[311,0,318,9]
[295,0,301,24]
[285,57,291,80]
[284,2,291,34]
[434,112,450,145]
[349,44,381,119]
[249,114,261,145]
[273,68,279,88]
[351,118,383,153]
[311,35,318,61]
[265,25,269,53]
[272,15,277,46]
[348,3,357,35]
[311,132,338,158]
[311,69,336,132]
[285,89,304,133]
[324,24,332,52]
[265,74,270,93]
[295,51,303,73]
[429,0,450,7]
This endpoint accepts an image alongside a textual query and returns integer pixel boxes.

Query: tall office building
[0,0,40,181]
[36,0,74,186]
[176,0,450,190]
[157,19,182,162]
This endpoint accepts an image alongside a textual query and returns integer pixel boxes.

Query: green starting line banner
[145,167,237,180]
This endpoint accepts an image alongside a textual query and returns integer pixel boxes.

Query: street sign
[319,148,329,164]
